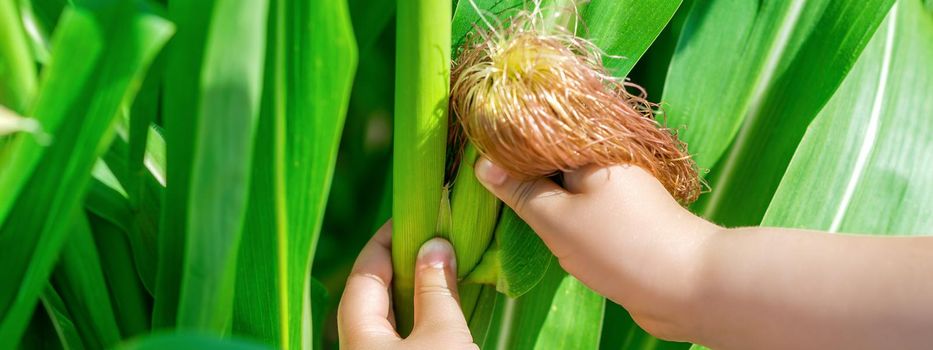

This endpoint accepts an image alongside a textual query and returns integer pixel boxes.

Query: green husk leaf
[450,144,500,277]
[495,208,553,298]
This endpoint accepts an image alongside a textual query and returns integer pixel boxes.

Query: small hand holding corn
[475,156,933,350]
[475,157,717,342]
[338,222,478,350]
[342,158,933,349]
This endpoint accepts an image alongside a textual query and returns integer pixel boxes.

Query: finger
[563,163,618,194]
[338,221,399,342]
[562,163,656,194]
[564,164,680,212]
[411,238,470,335]
[474,157,572,227]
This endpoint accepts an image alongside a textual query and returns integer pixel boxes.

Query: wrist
[646,214,720,343]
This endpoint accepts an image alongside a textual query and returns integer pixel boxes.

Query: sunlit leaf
[764,0,933,235]
[663,0,894,226]
[174,0,269,333]
[233,0,356,347]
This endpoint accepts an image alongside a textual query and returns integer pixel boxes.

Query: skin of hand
[474,157,933,350]
[338,221,479,350]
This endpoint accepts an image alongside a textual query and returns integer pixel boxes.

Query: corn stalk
[392,0,452,334]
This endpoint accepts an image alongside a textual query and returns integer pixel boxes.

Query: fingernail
[417,238,456,272]
[475,158,508,186]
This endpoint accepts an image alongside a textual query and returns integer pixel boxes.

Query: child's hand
[338,222,479,350]
[476,156,933,349]
[475,157,718,341]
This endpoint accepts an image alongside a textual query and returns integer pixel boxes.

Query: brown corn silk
[450,12,700,204]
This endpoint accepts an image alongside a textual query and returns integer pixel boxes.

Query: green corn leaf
[0,7,96,224]
[115,333,272,350]
[457,283,484,326]
[153,0,215,327]
[467,285,500,346]
[15,0,54,65]
[657,0,752,171]
[22,0,68,51]
[626,0,696,99]
[493,264,605,349]
[49,213,122,349]
[85,177,133,231]
[662,0,894,226]
[87,214,151,338]
[0,3,173,344]
[126,51,164,210]
[309,277,329,350]
[101,129,164,294]
[451,0,522,54]
[348,0,395,50]
[233,36,284,345]
[698,0,895,227]
[174,0,269,333]
[582,0,682,78]
[764,0,933,234]
[233,0,355,347]
[281,0,355,344]
[392,0,451,335]
[40,285,85,350]
[600,302,690,350]
[0,0,37,113]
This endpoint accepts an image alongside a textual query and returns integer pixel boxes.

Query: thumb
[411,238,469,335]
[474,157,571,229]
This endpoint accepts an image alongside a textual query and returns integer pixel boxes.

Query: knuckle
[349,272,388,288]
[415,284,453,298]
[408,328,477,349]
